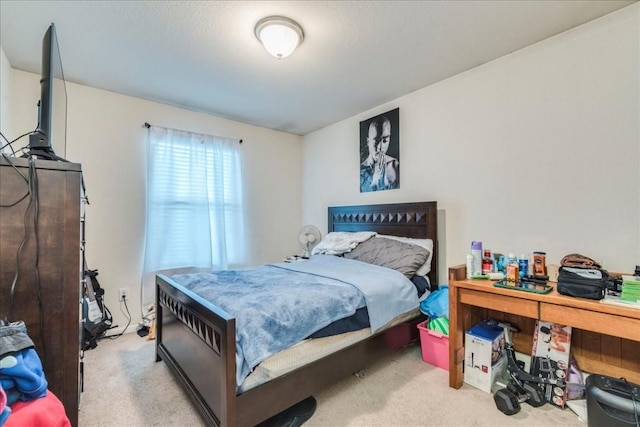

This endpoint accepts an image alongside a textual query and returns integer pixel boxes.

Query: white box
[464,319,507,393]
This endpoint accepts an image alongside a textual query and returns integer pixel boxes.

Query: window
[143,126,246,278]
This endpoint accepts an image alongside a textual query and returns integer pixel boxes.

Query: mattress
[238,307,421,393]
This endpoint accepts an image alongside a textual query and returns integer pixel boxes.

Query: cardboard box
[530,321,572,408]
[464,319,507,392]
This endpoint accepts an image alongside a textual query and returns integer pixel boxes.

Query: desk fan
[299,225,321,258]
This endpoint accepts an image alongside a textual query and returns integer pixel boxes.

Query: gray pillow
[343,237,430,278]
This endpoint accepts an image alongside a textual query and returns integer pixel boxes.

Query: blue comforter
[170,255,419,386]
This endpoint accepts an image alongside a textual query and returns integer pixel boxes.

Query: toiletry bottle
[482,249,493,274]
[466,253,474,279]
[518,254,528,279]
[471,241,483,276]
[533,252,547,276]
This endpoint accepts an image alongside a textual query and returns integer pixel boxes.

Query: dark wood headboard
[328,201,438,288]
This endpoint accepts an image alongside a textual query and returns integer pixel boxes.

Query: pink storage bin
[417,320,449,371]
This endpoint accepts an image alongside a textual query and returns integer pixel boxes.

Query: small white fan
[298,225,321,258]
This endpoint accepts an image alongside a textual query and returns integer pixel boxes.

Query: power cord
[2,157,46,360]
[102,295,132,341]
[621,377,640,427]
[0,129,36,155]
[0,153,30,207]
[0,132,17,156]
[28,159,47,360]
[3,167,32,323]
[1,154,32,323]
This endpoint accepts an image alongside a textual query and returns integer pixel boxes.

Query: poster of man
[359,108,400,192]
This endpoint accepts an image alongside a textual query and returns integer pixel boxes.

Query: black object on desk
[493,280,553,294]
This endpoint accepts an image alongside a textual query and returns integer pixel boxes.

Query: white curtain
[142,126,246,306]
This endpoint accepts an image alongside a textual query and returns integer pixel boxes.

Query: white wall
[302,4,640,283]
[0,47,12,146]
[9,72,303,332]
[5,4,639,331]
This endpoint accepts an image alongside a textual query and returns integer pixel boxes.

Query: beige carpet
[79,331,585,426]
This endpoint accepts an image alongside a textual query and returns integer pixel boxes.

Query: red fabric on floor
[5,390,70,427]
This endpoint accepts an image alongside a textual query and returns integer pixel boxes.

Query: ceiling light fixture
[255,16,304,59]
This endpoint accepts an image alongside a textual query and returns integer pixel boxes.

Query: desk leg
[449,284,464,388]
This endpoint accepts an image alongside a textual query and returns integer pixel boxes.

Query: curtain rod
[143,122,242,144]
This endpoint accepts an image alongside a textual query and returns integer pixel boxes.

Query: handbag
[557,266,607,300]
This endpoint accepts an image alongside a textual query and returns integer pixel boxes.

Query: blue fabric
[4,388,20,406]
[0,349,48,403]
[410,275,430,297]
[171,255,418,387]
[0,406,11,426]
[172,263,364,387]
[419,285,449,318]
[272,255,418,332]
[307,307,370,338]
[0,406,9,426]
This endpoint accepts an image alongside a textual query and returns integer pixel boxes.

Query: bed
[155,201,438,427]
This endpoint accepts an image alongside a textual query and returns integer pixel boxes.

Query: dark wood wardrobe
[0,156,82,426]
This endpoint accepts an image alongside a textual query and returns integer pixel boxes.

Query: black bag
[557,266,607,300]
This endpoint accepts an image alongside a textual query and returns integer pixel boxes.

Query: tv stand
[0,157,83,426]
[25,130,68,162]
[23,149,68,162]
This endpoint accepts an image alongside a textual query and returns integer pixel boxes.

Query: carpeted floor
[79,331,585,426]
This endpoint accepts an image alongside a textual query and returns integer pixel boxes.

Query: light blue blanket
[273,255,419,332]
[170,255,418,387]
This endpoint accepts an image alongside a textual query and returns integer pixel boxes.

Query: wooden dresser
[448,264,640,390]
[0,157,82,426]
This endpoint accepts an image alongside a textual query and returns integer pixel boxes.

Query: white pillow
[312,231,377,255]
[376,235,433,276]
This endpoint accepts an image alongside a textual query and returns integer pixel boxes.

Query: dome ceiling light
[255,16,304,59]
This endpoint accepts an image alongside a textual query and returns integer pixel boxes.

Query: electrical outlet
[119,287,129,301]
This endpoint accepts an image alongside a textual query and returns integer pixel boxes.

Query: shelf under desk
[448,264,640,389]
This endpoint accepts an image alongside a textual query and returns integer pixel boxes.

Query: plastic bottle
[507,253,518,267]
[518,254,528,279]
[471,241,483,276]
[533,251,547,277]
[466,253,474,279]
[506,263,519,282]
[482,249,493,274]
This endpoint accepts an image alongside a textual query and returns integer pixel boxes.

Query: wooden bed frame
[155,201,438,427]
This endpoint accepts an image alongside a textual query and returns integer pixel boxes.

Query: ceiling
[0,1,635,136]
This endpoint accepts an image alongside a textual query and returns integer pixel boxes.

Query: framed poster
[359,108,399,192]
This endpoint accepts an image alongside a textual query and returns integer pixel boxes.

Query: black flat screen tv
[27,23,67,161]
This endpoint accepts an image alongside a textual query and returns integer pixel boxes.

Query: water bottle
[518,254,528,279]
